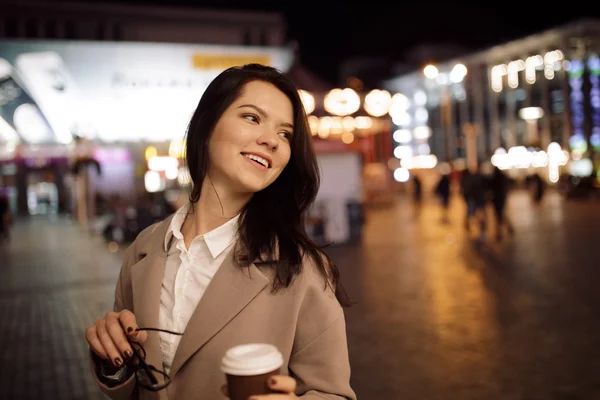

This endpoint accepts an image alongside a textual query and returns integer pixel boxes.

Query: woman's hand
[85,309,148,369]
[221,375,299,399]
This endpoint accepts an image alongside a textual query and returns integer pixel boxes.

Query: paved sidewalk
[0,218,121,400]
[2,190,600,399]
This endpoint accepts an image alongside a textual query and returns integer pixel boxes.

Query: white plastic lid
[221,343,284,376]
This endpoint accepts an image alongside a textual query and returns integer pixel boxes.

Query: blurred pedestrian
[530,173,545,205]
[435,172,451,224]
[84,64,355,400]
[490,167,514,241]
[413,175,423,205]
[462,165,488,241]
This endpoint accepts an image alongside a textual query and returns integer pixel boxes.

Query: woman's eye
[243,114,259,123]
[279,131,292,140]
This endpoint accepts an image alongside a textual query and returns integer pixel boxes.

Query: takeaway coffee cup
[221,343,284,400]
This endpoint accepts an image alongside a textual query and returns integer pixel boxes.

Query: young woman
[85,64,356,400]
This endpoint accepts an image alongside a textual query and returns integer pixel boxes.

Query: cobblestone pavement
[1,190,600,399]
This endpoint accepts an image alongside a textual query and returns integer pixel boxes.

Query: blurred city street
[2,190,600,399]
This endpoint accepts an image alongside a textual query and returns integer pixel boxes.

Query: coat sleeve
[89,242,138,400]
[289,260,356,400]
[292,314,356,400]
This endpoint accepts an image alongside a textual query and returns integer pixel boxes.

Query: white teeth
[243,153,269,168]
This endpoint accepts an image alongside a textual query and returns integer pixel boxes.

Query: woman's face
[207,80,294,195]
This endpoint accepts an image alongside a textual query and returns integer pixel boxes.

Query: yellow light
[342,132,354,144]
[145,145,157,161]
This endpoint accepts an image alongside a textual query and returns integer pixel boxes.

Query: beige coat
[91,216,356,400]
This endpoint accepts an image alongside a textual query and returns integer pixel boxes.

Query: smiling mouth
[241,153,271,168]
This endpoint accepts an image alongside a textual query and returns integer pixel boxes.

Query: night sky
[62,1,600,83]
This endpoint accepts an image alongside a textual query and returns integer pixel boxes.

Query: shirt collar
[164,203,239,258]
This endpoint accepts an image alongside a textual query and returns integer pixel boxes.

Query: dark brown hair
[185,64,351,307]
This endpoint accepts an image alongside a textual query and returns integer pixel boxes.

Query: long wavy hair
[185,64,351,307]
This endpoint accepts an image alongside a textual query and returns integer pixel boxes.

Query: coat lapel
[130,218,172,378]
[168,250,269,377]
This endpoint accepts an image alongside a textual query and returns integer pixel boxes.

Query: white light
[415,108,429,123]
[144,170,163,193]
[413,126,431,140]
[568,159,593,178]
[417,143,431,155]
[389,93,411,117]
[330,117,343,134]
[493,64,508,75]
[393,129,412,143]
[400,155,438,169]
[544,67,555,80]
[450,63,467,83]
[527,55,544,69]
[491,65,504,92]
[342,116,356,131]
[436,73,449,85]
[165,167,179,180]
[355,116,373,129]
[555,50,564,60]
[548,141,569,182]
[393,167,410,182]
[526,66,536,84]
[394,145,413,159]
[508,70,519,88]
[392,112,412,127]
[148,156,179,171]
[544,51,560,65]
[364,89,392,117]
[413,90,427,106]
[324,88,360,116]
[423,65,439,79]
[519,107,544,121]
[298,90,315,114]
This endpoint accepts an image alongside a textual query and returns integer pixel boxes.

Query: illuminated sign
[191,54,271,70]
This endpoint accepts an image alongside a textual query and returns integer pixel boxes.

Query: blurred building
[0,0,285,46]
[381,19,600,183]
[0,1,293,219]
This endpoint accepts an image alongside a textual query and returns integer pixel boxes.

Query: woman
[85,64,356,400]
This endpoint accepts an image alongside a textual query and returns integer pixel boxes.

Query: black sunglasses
[128,327,183,392]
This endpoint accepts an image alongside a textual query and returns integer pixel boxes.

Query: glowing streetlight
[423,65,439,79]
[450,63,468,83]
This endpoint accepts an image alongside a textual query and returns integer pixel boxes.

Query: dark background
[34,1,600,83]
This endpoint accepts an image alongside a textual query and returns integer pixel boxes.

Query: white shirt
[159,204,239,374]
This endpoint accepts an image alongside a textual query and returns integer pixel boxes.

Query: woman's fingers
[85,324,109,360]
[96,316,125,368]
[267,375,297,393]
[118,310,148,344]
